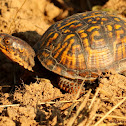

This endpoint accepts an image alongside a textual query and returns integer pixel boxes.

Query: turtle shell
[35,11,126,80]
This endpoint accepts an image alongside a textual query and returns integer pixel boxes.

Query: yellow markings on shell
[122,43,126,58]
[46,32,54,40]
[96,17,100,20]
[92,11,101,14]
[76,23,83,27]
[113,39,125,60]
[98,48,113,66]
[107,25,112,31]
[64,29,71,33]
[66,53,76,69]
[86,47,112,68]
[85,46,91,54]
[116,45,123,60]
[54,42,68,59]
[42,51,49,58]
[59,20,78,30]
[78,30,84,33]
[116,30,124,39]
[57,22,62,27]
[114,18,120,21]
[72,44,80,52]
[101,18,107,21]
[82,13,87,17]
[46,33,59,46]
[78,30,87,38]
[69,23,82,28]
[88,19,92,22]
[109,14,115,17]
[54,65,62,74]
[91,30,104,43]
[91,30,99,39]
[121,36,126,43]
[81,33,87,38]
[86,48,98,68]
[64,34,75,41]
[46,59,53,66]
[52,42,61,53]
[108,32,113,38]
[82,15,102,20]
[94,50,98,67]
[60,39,75,69]
[40,32,54,49]
[92,21,97,24]
[72,44,85,70]
[83,38,89,48]
[91,31,100,38]
[114,38,126,60]
[77,53,86,69]
[87,26,100,32]
[113,40,118,59]
[49,44,53,50]
[114,24,121,29]
[101,22,103,25]
[60,39,74,63]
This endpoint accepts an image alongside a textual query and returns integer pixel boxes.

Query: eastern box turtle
[0,11,126,93]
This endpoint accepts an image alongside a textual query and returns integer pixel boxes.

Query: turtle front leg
[58,77,85,93]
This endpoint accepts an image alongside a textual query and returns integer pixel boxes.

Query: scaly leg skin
[58,77,85,93]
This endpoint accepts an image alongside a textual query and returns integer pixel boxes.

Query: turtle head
[0,33,35,71]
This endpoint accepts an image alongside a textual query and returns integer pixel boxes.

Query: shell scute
[37,11,126,79]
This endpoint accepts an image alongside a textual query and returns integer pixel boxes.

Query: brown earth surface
[0,0,126,126]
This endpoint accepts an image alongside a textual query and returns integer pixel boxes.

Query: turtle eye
[4,39,10,44]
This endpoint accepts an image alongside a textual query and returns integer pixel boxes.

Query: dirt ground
[0,0,126,126]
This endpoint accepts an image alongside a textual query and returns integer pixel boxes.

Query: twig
[65,80,85,120]
[8,0,27,34]
[85,99,100,126]
[95,114,126,120]
[89,87,100,110]
[0,95,125,107]
[94,97,126,126]
[0,104,20,107]
[67,89,92,126]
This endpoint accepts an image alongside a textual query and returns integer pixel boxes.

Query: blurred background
[0,0,126,35]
